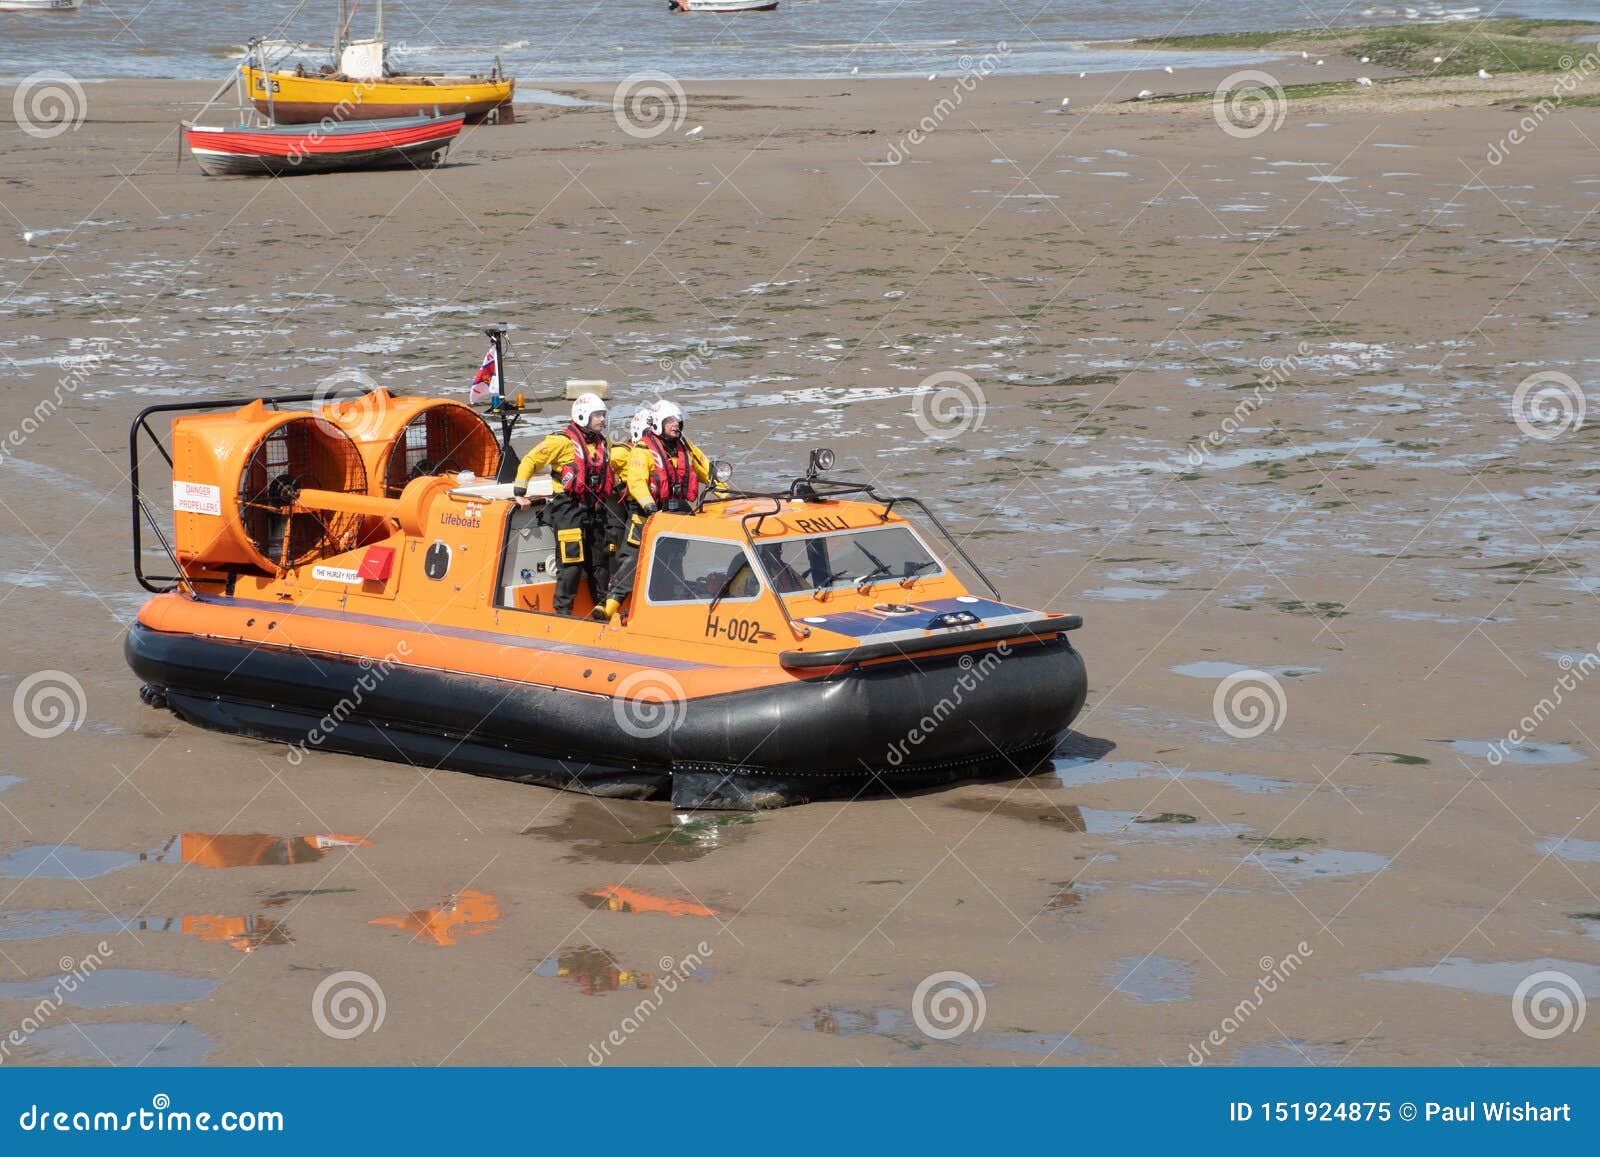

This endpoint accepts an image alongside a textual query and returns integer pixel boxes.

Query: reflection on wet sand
[260,887,356,907]
[160,831,373,868]
[534,945,655,996]
[0,910,291,951]
[1104,954,1194,1004]
[1044,883,1084,909]
[947,797,1087,831]
[180,915,291,952]
[371,888,501,946]
[523,800,756,865]
[22,1021,214,1065]
[578,885,718,917]
[0,832,371,878]
[1365,956,1600,996]
[808,1005,1092,1058]
[0,844,144,879]
[0,909,128,940]
[0,967,216,1008]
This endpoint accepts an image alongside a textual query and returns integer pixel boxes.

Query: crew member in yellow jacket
[588,403,652,607]
[512,392,613,616]
[595,399,718,621]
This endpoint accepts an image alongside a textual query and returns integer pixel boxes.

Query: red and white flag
[469,343,499,405]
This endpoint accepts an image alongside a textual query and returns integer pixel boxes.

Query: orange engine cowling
[171,401,369,574]
[317,390,502,497]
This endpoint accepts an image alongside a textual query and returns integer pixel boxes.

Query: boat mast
[261,39,276,124]
[334,0,348,61]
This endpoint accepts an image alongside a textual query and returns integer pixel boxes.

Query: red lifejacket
[559,422,614,506]
[643,432,700,507]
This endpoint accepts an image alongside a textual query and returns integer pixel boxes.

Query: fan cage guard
[382,405,501,497]
[237,418,368,571]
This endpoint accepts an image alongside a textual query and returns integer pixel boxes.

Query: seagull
[23,231,34,245]
[685,125,703,137]
[1137,89,1153,99]
[1163,65,1173,74]
[1078,71,1086,78]
[1300,51,1309,59]
[1356,76,1373,86]
[1477,68,1492,79]
[927,73,937,81]
[1359,56,1370,63]
[1315,59,1324,66]
[1432,56,1443,64]
[851,66,858,74]
[1060,97,1070,106]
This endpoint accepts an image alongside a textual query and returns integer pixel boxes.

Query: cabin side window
[645,536,764,605]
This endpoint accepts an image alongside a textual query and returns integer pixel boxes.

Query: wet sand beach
[1,35,1598,1066]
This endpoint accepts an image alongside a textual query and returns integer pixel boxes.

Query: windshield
[753,525,943,595]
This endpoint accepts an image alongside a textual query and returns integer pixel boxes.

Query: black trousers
[547,496,611,615]
[604,505,648,606]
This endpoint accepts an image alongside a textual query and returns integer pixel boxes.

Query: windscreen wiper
[899,559,937,588]
[855,561,892,592]
[707,562,752,622]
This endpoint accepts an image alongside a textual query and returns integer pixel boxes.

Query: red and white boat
[668,0,778,11]
[181,112,464,177]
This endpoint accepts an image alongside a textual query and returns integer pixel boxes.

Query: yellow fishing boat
[244,0,515,125]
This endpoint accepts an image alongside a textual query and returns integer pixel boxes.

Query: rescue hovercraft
[125,387,1087,809]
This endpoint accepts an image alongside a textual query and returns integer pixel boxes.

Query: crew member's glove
[641,503,659,516]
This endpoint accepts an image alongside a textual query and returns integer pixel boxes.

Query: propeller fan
[237,418,367,571]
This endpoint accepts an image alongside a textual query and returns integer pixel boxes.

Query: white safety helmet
[628,402,656,443]
[571,392,607,426]
[649,399,684,436]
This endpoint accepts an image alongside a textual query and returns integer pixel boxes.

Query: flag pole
[485,323,521,482]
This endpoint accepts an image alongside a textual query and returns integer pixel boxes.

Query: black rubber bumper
[125,623,1086,809]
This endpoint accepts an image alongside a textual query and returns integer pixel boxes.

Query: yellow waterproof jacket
[625,438,716,509]
[609,444,634,494]
[514,430,611,497]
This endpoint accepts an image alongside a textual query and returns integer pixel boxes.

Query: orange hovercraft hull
[125,393,1087,809]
